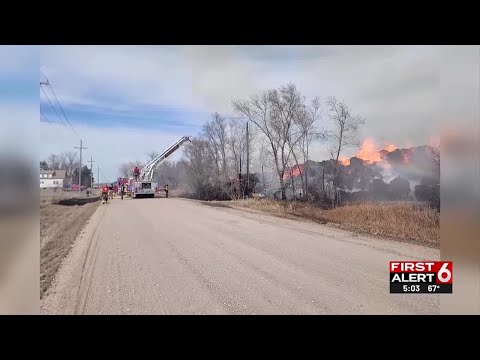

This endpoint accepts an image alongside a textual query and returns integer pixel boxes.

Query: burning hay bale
[389,176,411,199]
[369,178,391,200]
[415,177,440,209]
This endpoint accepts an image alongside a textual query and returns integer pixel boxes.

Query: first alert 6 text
[391,273,435,282]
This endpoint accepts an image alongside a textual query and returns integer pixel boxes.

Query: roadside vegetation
[40,192,100,297]
[223,198,439,247]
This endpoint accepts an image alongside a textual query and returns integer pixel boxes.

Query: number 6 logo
[437,262,452,283]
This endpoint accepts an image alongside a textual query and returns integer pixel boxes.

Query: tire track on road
[74,205,107,315]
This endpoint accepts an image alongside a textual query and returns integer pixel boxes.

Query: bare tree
[146,151,160,161]
[119,163,132,178]
[285,97,325,199]
[40,160,49,170]
[118,161,144,178]
[233,83,303,200]
[48,153,60,170]
[58,152,67,171]
[298,97,325,200]
[227,117,257,197]
[65,151,78,178]
[155,160,178,189]
[202,113,230,180]
[326,97,365,206]
[212,113,229,177]
[228,118,244,177]
[183,139,219,199]
[257,139,279,196]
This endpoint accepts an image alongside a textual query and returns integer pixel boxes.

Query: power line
[40,108,54,125]
[40,80,73,140]
[40,70,79,138]
[40,86,65,126]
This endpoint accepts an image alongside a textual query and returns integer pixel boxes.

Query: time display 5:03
[403,285,420,292]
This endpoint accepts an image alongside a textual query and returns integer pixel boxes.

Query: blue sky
[41,101,206,133]
[34,45,479,181]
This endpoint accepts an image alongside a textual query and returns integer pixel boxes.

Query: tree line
[40,151,94,186]
[117,83,365,202]
[181,83,365,202]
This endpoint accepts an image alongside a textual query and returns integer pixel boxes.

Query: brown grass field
[224,198,439,247]
[40,192,101,298]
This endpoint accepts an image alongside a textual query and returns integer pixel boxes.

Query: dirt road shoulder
[40,197,100,306]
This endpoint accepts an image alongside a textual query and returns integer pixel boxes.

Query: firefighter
[101,184,109,204]
[133,166,140,181]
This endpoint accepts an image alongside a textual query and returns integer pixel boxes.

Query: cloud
[40,45,479,168]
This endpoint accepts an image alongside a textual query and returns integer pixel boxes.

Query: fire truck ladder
[140,135,191,181]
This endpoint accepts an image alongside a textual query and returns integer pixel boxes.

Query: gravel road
[41,197,440,314]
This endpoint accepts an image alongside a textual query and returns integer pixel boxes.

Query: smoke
[345,187,363,193]
[378,160,399,183]
[409,179,421,199]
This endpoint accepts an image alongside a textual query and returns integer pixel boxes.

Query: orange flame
[338,156,350,166]
[385,144,397,152]
[356,139,398,164]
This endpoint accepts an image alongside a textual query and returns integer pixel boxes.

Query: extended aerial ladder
[131,135,191,198]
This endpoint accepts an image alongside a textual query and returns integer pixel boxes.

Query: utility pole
[97,165,100,187]
[74,140,87,194]
[246,121,249,199]
[88,156,95,188]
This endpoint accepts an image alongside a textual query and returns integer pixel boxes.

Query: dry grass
[327,202,439,246]
[40,199,100,298]
[227,198,439,247]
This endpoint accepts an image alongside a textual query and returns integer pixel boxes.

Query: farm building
[40,170,66,189]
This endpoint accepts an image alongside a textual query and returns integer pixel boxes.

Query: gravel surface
[41,197,440,315]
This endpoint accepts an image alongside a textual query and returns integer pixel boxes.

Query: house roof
[40,169,66,179]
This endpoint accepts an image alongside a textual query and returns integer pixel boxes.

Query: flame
[356,139,398,164]
[356,139,382,164]
[338,156,350,166]
[385,144,397,152]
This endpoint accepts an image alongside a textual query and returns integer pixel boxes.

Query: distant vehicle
[131,135,191,198]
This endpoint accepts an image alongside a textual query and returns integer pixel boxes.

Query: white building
[40,170,66,189]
